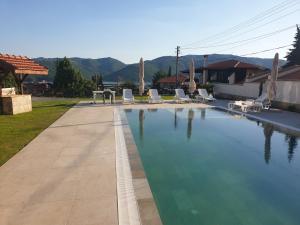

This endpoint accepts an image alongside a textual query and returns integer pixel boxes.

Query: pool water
[125,108,300,225]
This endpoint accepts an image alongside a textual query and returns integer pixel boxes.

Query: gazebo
[0,53,48,94]
[0,53,48,114]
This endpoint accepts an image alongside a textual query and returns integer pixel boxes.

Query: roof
[182,59,267,73]
[158,75,187,84]
[0,53,48,75]
[247,65,300,82]
[206,60,265,70]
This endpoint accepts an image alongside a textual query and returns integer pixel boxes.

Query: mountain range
[34,54,285,82]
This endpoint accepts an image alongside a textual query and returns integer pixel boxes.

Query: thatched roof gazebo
[0,53,48,94]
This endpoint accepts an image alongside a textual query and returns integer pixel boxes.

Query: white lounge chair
[148,89,163,103]
[228,93,270,112]
[174,89,191,103]
[250,93,271,110]
[122,89,135,104]
[228,100,262,112]
[196,89,216,102]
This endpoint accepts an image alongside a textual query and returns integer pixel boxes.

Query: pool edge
[114,107,163,225]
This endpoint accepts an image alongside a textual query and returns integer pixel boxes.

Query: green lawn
[0,100,79,166]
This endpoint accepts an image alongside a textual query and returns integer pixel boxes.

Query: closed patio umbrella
[189,59,196,94]
[267,53,279,103]
[139,57,144,96]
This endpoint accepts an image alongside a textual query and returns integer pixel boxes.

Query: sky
[0,0,299,63]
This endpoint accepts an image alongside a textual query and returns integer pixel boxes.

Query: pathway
[0,103,118,225]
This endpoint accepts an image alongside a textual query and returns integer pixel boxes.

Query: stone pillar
[203,55,208,84]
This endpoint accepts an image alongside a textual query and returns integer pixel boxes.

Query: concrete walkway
[0,103,118,225]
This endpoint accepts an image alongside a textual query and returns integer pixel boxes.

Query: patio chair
[174,89,191,103]
[228,100,262,112]
[228,93,271,112]
[122,89,135,104]
[148,89,163,104]
[251,93,271,110]
[196,89,216,102]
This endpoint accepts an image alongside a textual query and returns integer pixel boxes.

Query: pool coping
[214,106,300,135]
[114,107,163,225]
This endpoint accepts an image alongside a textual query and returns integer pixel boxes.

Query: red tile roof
[247,65,300,82]
[0,53,48,75]
[158,75,188,83]
[206,60,265,70]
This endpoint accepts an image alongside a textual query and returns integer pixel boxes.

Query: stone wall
[1,95,32,115]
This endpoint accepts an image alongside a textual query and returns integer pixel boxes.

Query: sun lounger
[174,89,191,103]
[196,89,216,102]
[148,89,163,103]
[247,93,271,110]
[228,93,271,112]
[122,89,135,104]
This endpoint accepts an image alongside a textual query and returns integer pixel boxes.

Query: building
[23,80,53,96]
[186,59,268,85]
[157,74,201,90]
[213,65,300,110]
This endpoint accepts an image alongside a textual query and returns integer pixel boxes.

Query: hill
[33,57,126,81]
[33,55,285,82]
[106,54,285,82]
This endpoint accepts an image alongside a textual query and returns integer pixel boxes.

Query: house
[23,80,53,96]
[212,64,300,111]
[184,59,268,85]
[157,74,188,89]
[245,65,300,83]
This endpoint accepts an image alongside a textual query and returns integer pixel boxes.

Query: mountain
[34,57,126,81]
[33,55,285,82]
[106,54,285,82]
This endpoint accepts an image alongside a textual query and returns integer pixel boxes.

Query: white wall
[213,83,261,98]
[275,81,300,104]
[213,81,300,105]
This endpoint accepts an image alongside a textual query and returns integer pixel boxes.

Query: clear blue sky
[0,0,299,63]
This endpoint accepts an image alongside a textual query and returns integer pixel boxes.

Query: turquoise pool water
[125,108,300,225]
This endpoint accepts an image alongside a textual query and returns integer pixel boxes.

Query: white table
[93,90,116,104]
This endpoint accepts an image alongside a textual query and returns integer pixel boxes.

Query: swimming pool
[125,107,300,225]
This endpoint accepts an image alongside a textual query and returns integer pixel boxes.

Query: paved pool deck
[0,103,118,225]
[0,100,299,225]
[210,99,300,132]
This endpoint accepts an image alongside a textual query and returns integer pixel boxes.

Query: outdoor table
[93,90,116,104]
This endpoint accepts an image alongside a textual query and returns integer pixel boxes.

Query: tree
[285,25,300,67]
[152,70,167,88]
[53,57,94,97]
[168,66,172,77]
[2,72,16,88]
[92,74,104,90]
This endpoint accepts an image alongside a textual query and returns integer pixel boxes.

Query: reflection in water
[124,109,132,113]
[174,108,183,129]
[139,109,144,140]
[285,135,298,163]
[187,109,194,139]
[196,108,206,120]
[201,109,206,120]
[263,123,274,164]
[147,108,158,112]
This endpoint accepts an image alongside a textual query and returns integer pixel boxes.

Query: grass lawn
[0,100,79,166]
